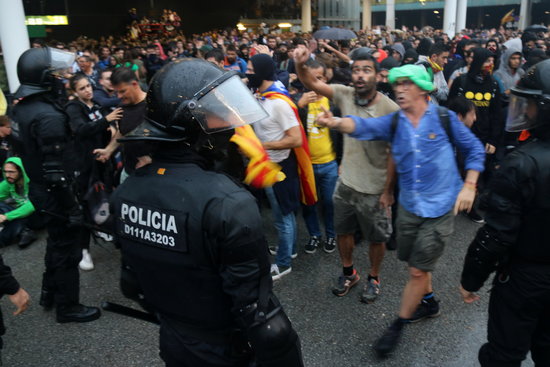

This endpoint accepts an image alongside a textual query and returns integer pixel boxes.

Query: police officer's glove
[67,205,84,228]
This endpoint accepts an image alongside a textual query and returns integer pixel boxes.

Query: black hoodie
[449,48,503,146]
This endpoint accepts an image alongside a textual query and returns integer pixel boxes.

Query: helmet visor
[48,47,75,71]
[189,74,268,133]
[506,94,539,132]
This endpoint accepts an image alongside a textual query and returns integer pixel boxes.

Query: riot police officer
[12,47,100,322]
[111,58,304,367]
[460,59,550,366]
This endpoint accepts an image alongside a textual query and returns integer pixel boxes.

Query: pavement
[0,209,535,367]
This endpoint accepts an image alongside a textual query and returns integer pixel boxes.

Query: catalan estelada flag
[230,124,286,188]
[501,9,518,25]
[260,90,318,206]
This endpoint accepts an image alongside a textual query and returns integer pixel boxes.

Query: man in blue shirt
[316,64,485,357]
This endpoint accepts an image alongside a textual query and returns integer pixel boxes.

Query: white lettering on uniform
[121,203,178,234]
[152,212,161,229]
[166,216,178,234]
[121,203,129,219]
[129,206,138,223]
[138,208,147,226]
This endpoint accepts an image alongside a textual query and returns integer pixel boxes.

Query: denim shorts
[333,180,392,243]
[396,205,454,272]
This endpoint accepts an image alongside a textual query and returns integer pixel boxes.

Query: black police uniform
[111,58,304,367]
[13,93,88,309]
[112,148,303,367]
[460,60,550,367]
[12,47,100,322]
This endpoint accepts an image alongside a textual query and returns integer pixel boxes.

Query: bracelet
[464,180,477,187]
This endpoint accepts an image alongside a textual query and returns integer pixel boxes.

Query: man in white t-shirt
[247,54,303,281]
[295,47,399,303]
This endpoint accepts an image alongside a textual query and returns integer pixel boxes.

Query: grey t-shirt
[330,84,399,194]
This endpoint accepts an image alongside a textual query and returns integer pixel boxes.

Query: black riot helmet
[14,47,75,99]
[121,58,267,143]
[506,59,550,132]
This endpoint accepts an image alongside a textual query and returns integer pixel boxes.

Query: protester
[93,69,121,109]
[295,46,398,303]
[93,67,149,183]
[315,64,485,357]
[294,58,341,254]
[247,54,303,280]
[66,74,123,270]
[0,158,36,249]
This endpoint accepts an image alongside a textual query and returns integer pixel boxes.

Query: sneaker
[373,325,402,357]
[360,278,381,303]
[79,249,94,271]
[332,271,360,297]
[270,264,292,281]
[324,237,336,253]
[408,299,440,323]
[466,209,485,224]
[305,236,320,254]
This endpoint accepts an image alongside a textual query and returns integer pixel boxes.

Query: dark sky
[23,0,253,41]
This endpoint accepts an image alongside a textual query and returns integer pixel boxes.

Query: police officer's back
[460,59,550,366]
[111,59,304,367]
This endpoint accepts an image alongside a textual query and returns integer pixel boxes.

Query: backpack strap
[392,107,452,146]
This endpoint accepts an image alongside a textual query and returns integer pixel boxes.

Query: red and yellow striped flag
[261,91,318,206]
[230,124,286,188]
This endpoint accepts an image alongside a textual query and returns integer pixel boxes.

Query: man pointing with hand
[316,64,485,357]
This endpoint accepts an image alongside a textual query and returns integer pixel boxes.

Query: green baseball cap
[388,64,434,92]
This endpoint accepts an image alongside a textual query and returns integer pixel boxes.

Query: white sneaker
[270,264,292,281]
[79,249,94,271]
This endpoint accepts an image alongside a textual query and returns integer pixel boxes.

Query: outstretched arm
[294,48,334,100]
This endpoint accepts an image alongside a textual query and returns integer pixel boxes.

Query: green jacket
[0,157,35,220]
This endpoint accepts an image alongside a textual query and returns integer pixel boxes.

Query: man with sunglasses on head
[316,64,485,357]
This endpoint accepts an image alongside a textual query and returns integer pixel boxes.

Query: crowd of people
[0,16,549,366]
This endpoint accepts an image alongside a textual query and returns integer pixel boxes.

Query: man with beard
[0,158,36,248]
[316,64,485,357]
[295,47,399,303]
[223,44,247,73]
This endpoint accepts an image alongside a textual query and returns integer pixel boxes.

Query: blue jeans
[265,186,297,268]
[302,160,338,239]
[0,202,26,246]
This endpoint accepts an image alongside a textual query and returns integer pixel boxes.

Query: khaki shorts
[333,180,392,243]
[396,205,454,272]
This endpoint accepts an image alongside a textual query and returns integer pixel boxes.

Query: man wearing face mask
[246,54,307,280]
[449,48,503,223]
[295,47,399,303]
